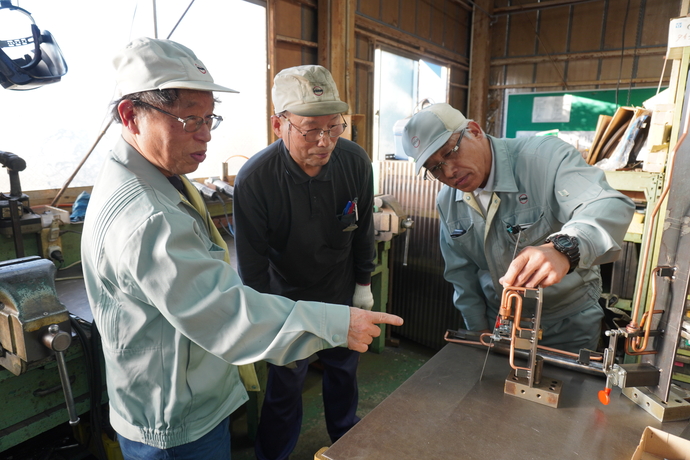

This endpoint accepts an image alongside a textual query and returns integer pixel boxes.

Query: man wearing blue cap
[81,39,402,460]
[402,103,634,353]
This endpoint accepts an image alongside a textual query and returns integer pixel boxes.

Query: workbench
[318,343,690,460]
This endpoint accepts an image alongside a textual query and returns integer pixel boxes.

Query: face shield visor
[0,2,67,90]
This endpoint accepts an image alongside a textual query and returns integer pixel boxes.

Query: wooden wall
[267,0,472,155]
[488,0,682,135]
[266,0,681,144]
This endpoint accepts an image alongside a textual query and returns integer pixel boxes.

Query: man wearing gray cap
[402,103,634,353]
[233,65,376,460]
[81,39,401,460]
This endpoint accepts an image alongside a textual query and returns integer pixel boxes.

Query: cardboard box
[631,426,690,460]
[668,17,690,59]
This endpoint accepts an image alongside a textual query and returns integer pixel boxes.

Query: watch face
[556,235,575,249]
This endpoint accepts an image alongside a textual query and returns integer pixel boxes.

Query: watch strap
[546,234,580,274]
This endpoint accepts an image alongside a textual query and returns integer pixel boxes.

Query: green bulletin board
[504,88,663,138]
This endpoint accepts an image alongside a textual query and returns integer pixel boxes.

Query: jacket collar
[455,135,519,202]
[113,137,184,205]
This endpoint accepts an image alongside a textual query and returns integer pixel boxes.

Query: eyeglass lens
[427,131,464,179]
[183,116,223,133]
[136,100,222,133]
[302,123,346,142]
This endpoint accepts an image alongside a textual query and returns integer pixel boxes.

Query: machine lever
[42,324,80,426]
[402,217,414,266]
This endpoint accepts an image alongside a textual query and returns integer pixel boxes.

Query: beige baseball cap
[402,103,469,174]
[113,37,238,97]
[272,65,348,116]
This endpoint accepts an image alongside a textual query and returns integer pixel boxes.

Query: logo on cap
[411,136,421,148]
[195,63,207,74]
[519,194,528,204]
[313,86,323,96]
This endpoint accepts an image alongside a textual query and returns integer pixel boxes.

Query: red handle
[598,387,611,405]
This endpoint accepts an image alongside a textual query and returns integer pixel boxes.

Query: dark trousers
[255,347,360,460]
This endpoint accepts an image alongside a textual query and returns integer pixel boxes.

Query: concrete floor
[230,338,436,460]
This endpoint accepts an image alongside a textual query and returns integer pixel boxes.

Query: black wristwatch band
[545,234,580,274]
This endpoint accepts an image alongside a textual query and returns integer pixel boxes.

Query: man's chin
[309,154,331,165]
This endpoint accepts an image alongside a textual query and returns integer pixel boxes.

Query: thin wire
[167,0,196,39]
[615,0,632,107]
[218,197,235,238]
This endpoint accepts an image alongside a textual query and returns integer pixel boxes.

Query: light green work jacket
[81,138,349,449]
[438,135,634,337]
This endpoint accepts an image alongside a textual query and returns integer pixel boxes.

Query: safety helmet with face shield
[0,1,67,90]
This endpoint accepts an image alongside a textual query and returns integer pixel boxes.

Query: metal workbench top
[55,264,92,323]
[322,343,690,460]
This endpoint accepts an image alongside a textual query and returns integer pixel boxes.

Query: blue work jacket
[438,135,635,335]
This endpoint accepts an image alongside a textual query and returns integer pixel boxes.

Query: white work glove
[353,283,374,311]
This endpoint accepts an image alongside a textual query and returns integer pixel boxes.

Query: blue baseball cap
[402,103,468,174]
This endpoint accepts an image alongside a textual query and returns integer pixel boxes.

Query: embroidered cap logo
[195,63,207,74]
[411,136,421,148]
[313,85,323,96]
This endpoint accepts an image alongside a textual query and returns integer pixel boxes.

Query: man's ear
[466,120,483,138]
[118,100,140,134]
[270,114,284,138]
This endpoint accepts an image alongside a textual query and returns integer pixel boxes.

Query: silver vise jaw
[0,256,71,375]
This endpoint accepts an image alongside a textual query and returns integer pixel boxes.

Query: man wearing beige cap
[233,65,376,460]
[402,103,634,353]
[81,39,402,460]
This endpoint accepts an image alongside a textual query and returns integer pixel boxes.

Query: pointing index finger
[373,312,404,326]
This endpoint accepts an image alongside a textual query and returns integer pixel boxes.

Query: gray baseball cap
[272,65,348,116]
[402,103,468,174]
[113,37,238,97]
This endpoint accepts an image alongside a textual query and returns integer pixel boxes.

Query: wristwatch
[545,234,580,274]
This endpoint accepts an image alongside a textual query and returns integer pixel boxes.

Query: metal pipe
[445,333,605,377]
[626,99,690,352]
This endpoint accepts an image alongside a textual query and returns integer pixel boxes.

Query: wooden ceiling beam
[492,47,667,66]
[493,0,603,16]
[489,76,669,90]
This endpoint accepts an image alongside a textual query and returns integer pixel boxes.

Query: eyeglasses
[425,129,465,180]
[136,101,223,133]
[284,115,348,143]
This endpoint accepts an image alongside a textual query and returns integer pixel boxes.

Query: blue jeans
[117,417,231,460]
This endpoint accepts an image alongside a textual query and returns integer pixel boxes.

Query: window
[373,48,449,162]
[0,0,267,193]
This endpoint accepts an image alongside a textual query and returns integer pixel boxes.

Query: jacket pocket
[502,208,556,247]
[208,242,227,261]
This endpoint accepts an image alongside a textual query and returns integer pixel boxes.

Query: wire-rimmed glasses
[284,115,348,143]
[424,129,466,180]
[136,101,223,133]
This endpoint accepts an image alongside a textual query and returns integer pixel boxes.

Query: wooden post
[266,0,277,144]
[318,0,354,114]
[468,0,492,128]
